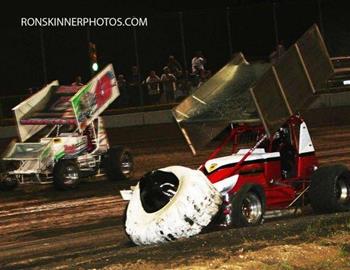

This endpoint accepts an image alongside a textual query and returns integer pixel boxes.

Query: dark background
[0,0,349,96]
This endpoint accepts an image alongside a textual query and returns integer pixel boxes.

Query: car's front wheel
[231,187,265,227]
[0,161,19,191]
[0,174,18,191]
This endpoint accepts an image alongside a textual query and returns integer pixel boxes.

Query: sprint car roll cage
[201,114,317,214]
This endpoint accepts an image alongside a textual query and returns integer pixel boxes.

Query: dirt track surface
[1,123,350,269]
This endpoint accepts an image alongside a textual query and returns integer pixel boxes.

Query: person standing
[145,70,161,105]
[161,66,177,103]
[71,75,83,86]
[191,51,206,88]
[269,41,286,64]
[173,70,189,101]
[117,74,128,107]
[129,66,141,106]
[167,55,182,78]
[191,51,206,75]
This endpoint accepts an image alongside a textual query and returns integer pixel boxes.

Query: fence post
[179,12,188,73]
[0,99,3,120]
[317,0,325,37]
[226,7,233,59]
[133,27,143,106]
[40,28,48,85]
[87,26,94,78]
[272,1,279,47]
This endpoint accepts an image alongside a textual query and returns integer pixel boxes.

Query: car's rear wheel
[337,178,350,205]
[309,164,350,213]
[104,146,133,181]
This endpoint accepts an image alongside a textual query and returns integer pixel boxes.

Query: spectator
[161,66,177,103]
[129,65,142,106]
[117,74,128,107]
[174,70,189,101]
[191,51,206,88]
[269,41,286,64]
[71,75,83,86]
[145,70,161,105]
[197,69,209,88]
[167,55,182,78]
[191,51,206,75]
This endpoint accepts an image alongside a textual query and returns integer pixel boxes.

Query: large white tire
[125,166,223,245]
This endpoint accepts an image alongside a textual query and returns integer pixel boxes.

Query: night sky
[0,0,349,97]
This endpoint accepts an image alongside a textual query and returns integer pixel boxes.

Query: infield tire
[124,166,223,245]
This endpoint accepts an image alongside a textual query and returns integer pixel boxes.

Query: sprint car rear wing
[13,64,119,142]
[173,53,270,154]
[174,24,350,155]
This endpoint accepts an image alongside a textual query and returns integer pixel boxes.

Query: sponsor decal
[208,163,218,172]
[71,65,117,131]
[54,151,65,161]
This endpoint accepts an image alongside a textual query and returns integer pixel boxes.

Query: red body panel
[264,160,281,181]
[203,117,319,211]
[264,185,296,209]
[297,155,318,178]
[206,159,299,209]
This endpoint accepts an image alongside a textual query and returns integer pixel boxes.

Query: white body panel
[13,80,59,142]
[298,122,315,154]
[212,174,239,194]
[205,148,280,173]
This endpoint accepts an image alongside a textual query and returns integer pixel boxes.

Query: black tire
[309,164,350,213]
[0,161,19,191]
[53,159,80,190]
[104,146,133,181]
[0,175,18,191]
[231,185,265,227]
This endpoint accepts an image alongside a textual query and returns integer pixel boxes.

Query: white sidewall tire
[125,166,223,245]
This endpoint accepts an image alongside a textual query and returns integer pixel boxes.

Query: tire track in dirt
[0,123,350,269]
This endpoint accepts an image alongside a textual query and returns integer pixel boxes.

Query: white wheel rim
[337,178,350,204]
[63,165,79,185]
[241,193,262,224]
[121,152,133,176]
